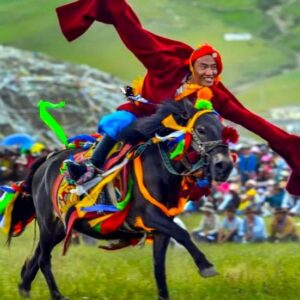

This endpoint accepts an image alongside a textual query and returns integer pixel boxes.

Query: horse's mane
[119,100,196,144]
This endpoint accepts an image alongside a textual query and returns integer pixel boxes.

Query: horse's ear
[182,99,197,119]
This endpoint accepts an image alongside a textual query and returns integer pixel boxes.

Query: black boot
[66,135,116,184]
[90,134,116,168]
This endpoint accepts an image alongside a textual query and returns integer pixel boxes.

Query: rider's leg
[70,134,116,170]
[66,110,137,183]
[90,134,116,168]
[66,134,116,182]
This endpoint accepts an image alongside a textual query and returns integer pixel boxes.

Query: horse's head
[162,99,235,182]
[192,107,234,182]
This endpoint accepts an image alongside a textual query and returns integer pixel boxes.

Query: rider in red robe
[56,0,300,195]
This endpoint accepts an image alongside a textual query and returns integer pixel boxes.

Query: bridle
[191,128,229,156]
[157,110,229,177]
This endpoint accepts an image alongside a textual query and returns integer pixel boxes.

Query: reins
[157,143,206,176]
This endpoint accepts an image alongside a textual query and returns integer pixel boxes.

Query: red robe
[56,0,300,195]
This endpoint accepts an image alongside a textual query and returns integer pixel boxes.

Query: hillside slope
[0,0,299,122]
[0,45,124,144]
[0,1,298,84]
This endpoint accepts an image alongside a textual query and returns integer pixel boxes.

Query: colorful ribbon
[38,100,68,146]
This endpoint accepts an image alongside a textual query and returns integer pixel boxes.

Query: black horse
[9,99,233,300]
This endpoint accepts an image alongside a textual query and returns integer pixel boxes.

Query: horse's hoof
[199,266,219,278]
[18,283,30,298]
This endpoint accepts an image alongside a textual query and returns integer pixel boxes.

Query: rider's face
[192,55,218,86]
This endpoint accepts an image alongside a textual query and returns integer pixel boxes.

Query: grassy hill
[0,0,299,114]
[234,69,300,113]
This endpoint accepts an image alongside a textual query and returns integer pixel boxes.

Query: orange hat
[187,43,223,74]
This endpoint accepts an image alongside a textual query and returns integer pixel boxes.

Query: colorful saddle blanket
[52,143,136,253]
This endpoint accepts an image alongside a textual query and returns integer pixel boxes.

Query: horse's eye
[180,113,189,120]
[196,126,206,135]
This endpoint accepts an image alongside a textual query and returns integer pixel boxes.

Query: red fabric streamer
[101,204,131,235]
[184,132,192,153]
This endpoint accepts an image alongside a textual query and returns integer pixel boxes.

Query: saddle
[53,140,144,253]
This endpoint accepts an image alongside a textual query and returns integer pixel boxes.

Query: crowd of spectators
[0,147,49,186]
[187,143,300,244]
[1,142,300,244]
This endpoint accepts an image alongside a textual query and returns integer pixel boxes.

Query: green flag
[38,100,68,146]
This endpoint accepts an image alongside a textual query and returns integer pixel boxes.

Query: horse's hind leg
[38,221,66,300]
[18,242,41,297]
[18,221,66,299]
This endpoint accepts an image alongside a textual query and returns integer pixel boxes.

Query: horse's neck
[142,145,184,206]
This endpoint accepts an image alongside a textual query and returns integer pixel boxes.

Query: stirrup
[64,160,93,183]
[75,161,98,185]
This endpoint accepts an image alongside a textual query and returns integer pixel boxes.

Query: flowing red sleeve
[211,83,300,195]
[56,0,193,72]
[56,0,193,107]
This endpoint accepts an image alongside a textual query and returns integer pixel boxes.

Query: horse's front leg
[153,233,170,300]
[145,206,218,277]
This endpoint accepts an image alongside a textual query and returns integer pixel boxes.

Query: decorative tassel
[167,134,185,148]
[172,133,192,161]
[81,204,119,213]
[0,192,16,216]
[183,132,192,153]
[0,186,15,194]
[194,99,213,110]
[170,139,185,160]
[196,87,213,100]
[131,77,144,96]
[222,126,239,144]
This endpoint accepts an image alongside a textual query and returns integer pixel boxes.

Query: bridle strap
[191,130,228,155]
[157,143,205,176]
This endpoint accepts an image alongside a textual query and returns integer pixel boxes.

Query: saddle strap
[133,156,189,217]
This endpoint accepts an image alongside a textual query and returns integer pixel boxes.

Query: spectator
[191,203,220,243]
[269,208,299,242]
[281,190,298,210]
[218,207,244,243]
[265,182,285,209]
[243,207,267,242]
[217,182,240,211]
[238,179,257,212]
[238,145,259,184]
[0,150,14,183]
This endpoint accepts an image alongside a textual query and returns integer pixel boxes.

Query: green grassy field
[1,214,300,300]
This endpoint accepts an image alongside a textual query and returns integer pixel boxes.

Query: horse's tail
[6,155,48,245]
[22,155,48,194]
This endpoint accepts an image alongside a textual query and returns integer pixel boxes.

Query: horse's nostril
[215,161,224,170]
[214,160,233,176]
